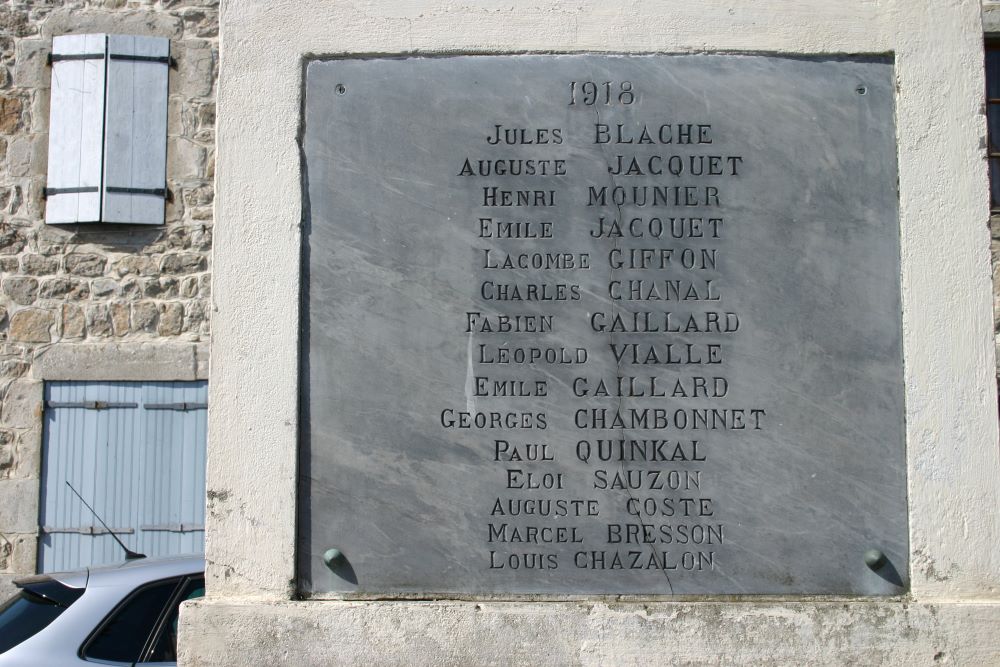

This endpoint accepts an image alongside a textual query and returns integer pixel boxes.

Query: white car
[0,556,204,666]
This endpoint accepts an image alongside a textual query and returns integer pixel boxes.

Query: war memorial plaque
[299,55,906,596]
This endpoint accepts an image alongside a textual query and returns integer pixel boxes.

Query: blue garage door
[38,381,207,573]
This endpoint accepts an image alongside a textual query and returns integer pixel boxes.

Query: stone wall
[0,0,217,593]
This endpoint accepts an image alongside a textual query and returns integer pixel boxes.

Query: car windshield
[0,579,84,654]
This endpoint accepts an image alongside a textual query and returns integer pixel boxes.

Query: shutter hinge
[106,186,167,198]
[140,523,205,533]
[45,400,138,410]
[42,525,135,536]
[143,402,207,411]
[47,52,175,67]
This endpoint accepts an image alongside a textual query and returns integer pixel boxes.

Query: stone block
[165,185,185,224]
[196,101,215,131]
[0,428,13,474]
[8,308,51,343]
[179,8,218,39]
[30,341,202,381]
[38,278,89,300]
[61,304,84,339]
[0,533,35,577]
[28,135,46,177]
[0,226,25,255]
[6,185,21,216]
[183,299,207,334]
[180,276,199,298]
[161,253,206,274]
[132,302,158,333]
[90,278,117,299]
[0,378,40,430]
[14,424,41,480]
[65,253,107,277]
[40,9,183,39]
[2,277,36,305]
[13,39,48,90]
[143,277,179,298]
[7,534,34,574]
[6,135,30,177]
[195,342,209,378]
[167,137,206,181]
[33,225,68,256]
[110,302,130,336]
[0,95,22,134]
[20,254,58,276]
[191,226,212,251]
[119,277,142,301]
[173,41,215,98]
[159,302,183,336]
[0,360,28,378]
[85,304,111,338]
[152,226,191,251]
[30,88,49,134]
[114,255,157,278]
[0,7,32,38]
[183,185,214,208]
[190,205,212,221]
[0,190,13,215]
[168,95,189,138]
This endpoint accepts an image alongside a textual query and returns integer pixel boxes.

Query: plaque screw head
[323,548,345,569]
[856,85,868,95]
[335,84,346,95]
[863,548,887,570]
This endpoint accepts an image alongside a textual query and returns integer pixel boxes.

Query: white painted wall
[183,0,1000,663]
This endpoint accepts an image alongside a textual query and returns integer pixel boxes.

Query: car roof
[18,555,204,590]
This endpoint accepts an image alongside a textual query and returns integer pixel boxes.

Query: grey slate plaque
[300,54,906,596]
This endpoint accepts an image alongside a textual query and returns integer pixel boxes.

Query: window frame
[985,37,1000,213]
[77,575,197,665]
[144,575,205,664]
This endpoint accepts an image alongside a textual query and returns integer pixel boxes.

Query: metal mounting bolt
[863,548,887,570]
[323,548,345,569]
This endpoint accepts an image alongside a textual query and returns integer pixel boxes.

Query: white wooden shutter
[102,35,169,225]
[45,34,107,224]
[45,34,169,225]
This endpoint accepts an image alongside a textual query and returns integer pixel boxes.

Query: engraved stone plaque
[300,55,906,596]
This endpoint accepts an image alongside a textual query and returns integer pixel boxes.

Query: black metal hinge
[144,402,208,411]
[48,52,174,67]
[45,401,138,410]
[43,186,99,198]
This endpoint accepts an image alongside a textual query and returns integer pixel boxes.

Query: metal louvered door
[39,381,207,573]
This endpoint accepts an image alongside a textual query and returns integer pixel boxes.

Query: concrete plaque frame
[184,1,1000,664]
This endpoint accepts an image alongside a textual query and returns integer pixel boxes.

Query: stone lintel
[31,342,209,381]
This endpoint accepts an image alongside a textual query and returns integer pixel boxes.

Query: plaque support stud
[863,549,887,570]
[323,548,346,569]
